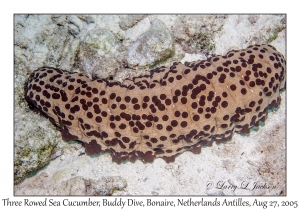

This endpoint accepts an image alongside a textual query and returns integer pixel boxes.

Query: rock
[43,24,76,67]
[214,15,285,55]
[80,29,122,56]
[14,173,127,195]
[119,15,147,30]
[90,176,128,196]
[14,14,82,71]
[77,29,124,79]
[67,15,85,33]
[127,19,174,69]
[77,15,95,24]
[172,15,226,54]
[14,15,54,69]
[14,106,60,184]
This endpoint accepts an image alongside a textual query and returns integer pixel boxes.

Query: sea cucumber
[24,44,286,163]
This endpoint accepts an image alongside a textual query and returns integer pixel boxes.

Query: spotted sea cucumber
[24,44,286,163]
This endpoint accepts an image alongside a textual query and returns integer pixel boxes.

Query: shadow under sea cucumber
[24,44,286,163]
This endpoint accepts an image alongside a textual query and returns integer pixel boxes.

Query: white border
[2,0,298,209]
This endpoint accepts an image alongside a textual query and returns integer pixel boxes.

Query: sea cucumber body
[24,44,286,163]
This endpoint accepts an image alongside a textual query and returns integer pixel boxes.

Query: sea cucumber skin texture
[24,44,286,163]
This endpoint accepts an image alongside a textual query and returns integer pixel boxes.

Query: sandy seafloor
[14,14,286,195]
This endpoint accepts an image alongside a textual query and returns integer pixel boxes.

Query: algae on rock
[14,106,60,184]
